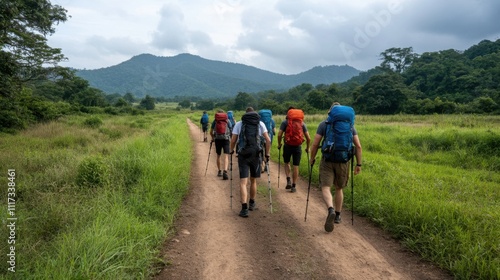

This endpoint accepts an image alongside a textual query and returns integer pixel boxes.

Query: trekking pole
[277,146,281,189]
[351,154,355,225]
[204,140,213,176]
[230,152,233,209]
[266,160,273,213]
[304,154,314,222]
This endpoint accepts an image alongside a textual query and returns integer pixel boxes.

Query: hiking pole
[277,146,281,189]
[305,155,314,222]
[266,159,273,213]
[230,152,233,209]
[351,154,355,225]
[204,140,213,176]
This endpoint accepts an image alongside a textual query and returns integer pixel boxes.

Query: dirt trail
[154,119,452,280]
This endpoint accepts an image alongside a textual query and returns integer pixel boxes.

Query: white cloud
[47,0,500,74]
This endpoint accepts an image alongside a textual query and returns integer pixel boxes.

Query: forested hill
[75,53,360,98]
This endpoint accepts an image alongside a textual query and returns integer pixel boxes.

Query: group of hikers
[199,102,362,233]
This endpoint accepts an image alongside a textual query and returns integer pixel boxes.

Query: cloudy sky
[48,0,500,74]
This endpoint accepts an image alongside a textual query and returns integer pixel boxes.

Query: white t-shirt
[232,121,268,136]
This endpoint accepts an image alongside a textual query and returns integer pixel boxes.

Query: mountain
[75,53,360,98]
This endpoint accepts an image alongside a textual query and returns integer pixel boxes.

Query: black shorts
[283,144,302,166]
[215,139,230,155]
[238,155,261,178]
[202,124,208,132]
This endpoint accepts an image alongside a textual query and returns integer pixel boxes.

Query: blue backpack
[321,105,355,163]
[200,113,209,125]
[258,109,273,142]
[227,111,236,128]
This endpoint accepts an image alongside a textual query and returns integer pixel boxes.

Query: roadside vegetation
[0,111,192,279]
[271,113,498,280]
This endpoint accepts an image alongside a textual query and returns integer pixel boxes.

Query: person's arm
[209,121,215,141]
[304,131,311,153]
[309,133,322,165]
[263,132,271,160]
[277,130,284,149]
[353,135,362,175]
[230,134,238,153]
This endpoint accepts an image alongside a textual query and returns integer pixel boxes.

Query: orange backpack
[285,109,304,146]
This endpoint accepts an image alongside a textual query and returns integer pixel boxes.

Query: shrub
[76,156,109,188]
[83,116,103,128]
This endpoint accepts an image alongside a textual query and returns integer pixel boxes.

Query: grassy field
[269,113,499,280]
[0,112,192,279]
[2,111,499,279]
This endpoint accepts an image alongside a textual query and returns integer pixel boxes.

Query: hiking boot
[222,171,228,180]
[239,208,249,218]
[290,184,296,193]
[249,201,256,211]
[324,208,335,232]
[217,170,222,177]
[285,178,292,189]
[335,215,342,224]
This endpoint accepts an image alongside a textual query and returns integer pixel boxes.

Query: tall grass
[0,112,192,279]
[320,114,499,279]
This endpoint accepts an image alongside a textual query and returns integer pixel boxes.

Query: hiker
[200,111,209,142]
[258,109,276,172]
[277,107,311,193]
[209,110,232,180]
[230,107,271,218]
[309,102,363,233]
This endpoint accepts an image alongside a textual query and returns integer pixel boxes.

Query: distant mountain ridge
[75,53,361,98]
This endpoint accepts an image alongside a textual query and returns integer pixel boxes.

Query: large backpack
[321,105,355,163]
[237,112,261,158]
[214,113,231,140]
[227,111,236,127]
[201,113,209,125]
[258,109,273,142]
[285,109,304,146]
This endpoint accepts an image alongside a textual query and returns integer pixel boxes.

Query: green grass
[265,113,500,279]
[5,111,498,279]
[294,114,500,280]
[0,112,192,279]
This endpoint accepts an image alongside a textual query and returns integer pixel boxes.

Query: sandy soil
[153,119,452,280]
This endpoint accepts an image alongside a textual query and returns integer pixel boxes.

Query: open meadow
[1,111,498,279]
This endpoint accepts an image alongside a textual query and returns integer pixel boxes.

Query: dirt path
[154,119,452,280]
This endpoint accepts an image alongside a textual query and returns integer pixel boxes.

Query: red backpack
[285,109,304,146]
[214,113,231,140]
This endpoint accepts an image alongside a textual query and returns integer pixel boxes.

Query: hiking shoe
[222,171,228,180]
[324,209,335,232]
[290,184,296,193]
[335,215,342,224]
[239,208,249,218]
[249,201,256,211]
[285,179,292,189]
[217,170,222,177]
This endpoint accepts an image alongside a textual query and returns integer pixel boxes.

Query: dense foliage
[196,40,500,115]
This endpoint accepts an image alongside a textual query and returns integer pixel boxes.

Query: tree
[233,92,256,111]
[1,0,68,96]
[354,74,407,114]
[139,95,155,110]
[380,47,418,74]
[123,92,136,103]
[178,99,191,108]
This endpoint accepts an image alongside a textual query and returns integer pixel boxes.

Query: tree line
[192,41,500,115]
[2,1,498,133]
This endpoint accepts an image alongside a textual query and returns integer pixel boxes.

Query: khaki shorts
[319,158,350,189]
